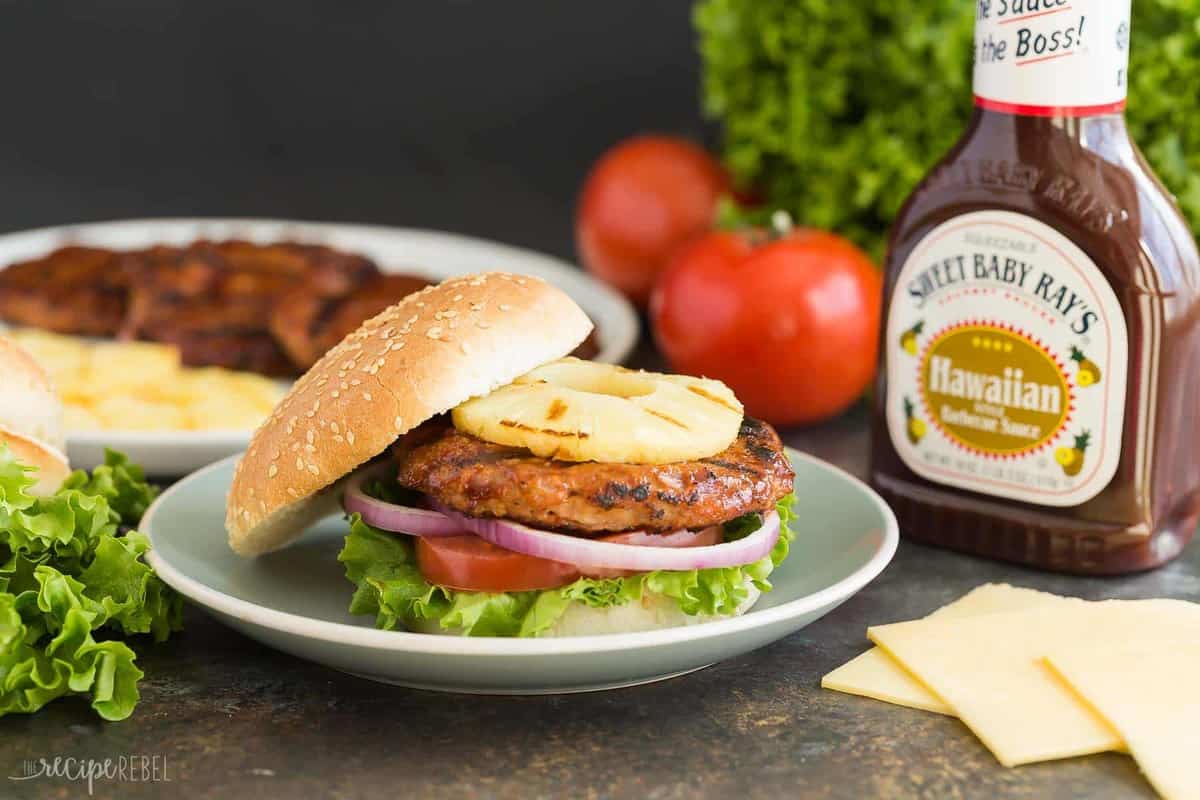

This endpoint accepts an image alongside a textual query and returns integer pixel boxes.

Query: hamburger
[226,273,797,637]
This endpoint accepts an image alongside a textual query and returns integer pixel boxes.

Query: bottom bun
[0,425,70,496]
[412,577,762,638]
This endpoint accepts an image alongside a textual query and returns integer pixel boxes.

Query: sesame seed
[295,457,304,470]
[268,464,278,478]
[306,430,314,444]
[416,302,426,308]
[306,410,315,418]
[332,390,340,398]
[351,379,361,386]
[461,342,471,354]
[394,416,403,428]
[362,392,372,401]
[305,444,316,453]
[271,450,280,460]
[453,294,463,301]
[333,435,344,443]
[477,321,490,329]
[499,304,512,311]
[287,487,299,498]
[307,464,320,475]
[331,422,339,433]
[347,431,356,444]
[427,327,443,339]
[243,509,251,520]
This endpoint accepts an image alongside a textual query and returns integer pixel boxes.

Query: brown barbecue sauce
[870,1,1200,573]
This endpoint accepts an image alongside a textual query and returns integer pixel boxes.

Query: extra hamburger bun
[227,272,592,556]
[0,335,70,495]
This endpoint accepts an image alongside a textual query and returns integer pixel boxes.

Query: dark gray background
[0,1,707,261]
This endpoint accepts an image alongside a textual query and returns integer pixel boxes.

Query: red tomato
[576,135,730,307]
[416,535,580,593]
[650,228,882,427]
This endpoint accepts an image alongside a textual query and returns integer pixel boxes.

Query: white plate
[0,218,638,475]
[143,448,899,694]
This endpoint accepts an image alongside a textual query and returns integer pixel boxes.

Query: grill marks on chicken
[395,417,795,533]
[0,241,605,373]
[119,241,378,375]
[0,246,129,336]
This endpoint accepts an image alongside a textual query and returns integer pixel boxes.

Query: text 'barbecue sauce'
[871,0,1200,574]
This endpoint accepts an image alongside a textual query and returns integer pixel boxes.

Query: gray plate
[143,448,897,694]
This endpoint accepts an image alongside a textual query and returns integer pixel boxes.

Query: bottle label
[973,0,1131,116]
[885,211,1127,507]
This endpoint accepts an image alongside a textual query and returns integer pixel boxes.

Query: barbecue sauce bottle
[870,0,1200,574]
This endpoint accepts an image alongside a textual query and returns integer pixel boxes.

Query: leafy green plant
[0,449,181,720]
[696,0,1200,257]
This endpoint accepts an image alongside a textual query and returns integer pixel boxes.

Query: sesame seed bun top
[225,272,593,556]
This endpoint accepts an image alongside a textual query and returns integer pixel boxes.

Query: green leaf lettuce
[0,448,181,721]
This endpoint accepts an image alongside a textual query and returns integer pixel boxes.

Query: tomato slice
[415,526,728,592]
[416,535,581,592]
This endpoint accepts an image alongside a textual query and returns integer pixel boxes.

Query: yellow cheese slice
[1046,644,1200,800]
[821,583,1066,714]
[868,599,1200,767]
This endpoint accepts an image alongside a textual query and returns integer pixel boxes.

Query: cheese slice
[1046,643,1200,800]
[868,599,1200,767]
[821,583,1066,714]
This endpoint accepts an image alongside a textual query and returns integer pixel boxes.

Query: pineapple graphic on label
[903,397,926,444]
[900,321,924,355]
[1070,346,1102,387]
[1054,430,1091,477]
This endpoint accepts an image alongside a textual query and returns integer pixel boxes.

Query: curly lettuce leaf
[0,445,179,721]
[339,492,800,637]
[0,567,143,720]
[61,449,159,523]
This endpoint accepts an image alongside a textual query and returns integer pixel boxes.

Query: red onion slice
[343,470,465,537]
[433,503,781,572]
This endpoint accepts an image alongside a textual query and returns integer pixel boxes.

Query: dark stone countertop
[5,398,1194,800]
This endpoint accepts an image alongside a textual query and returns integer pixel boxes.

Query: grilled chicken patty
[395,417,795,533]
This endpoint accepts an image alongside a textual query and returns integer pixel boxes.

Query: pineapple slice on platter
[452,358,743,464]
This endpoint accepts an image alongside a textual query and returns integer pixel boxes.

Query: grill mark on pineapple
[687,385,741,414]
[644,408,689,429]
[499,419,589,438]
[546,399,568,421]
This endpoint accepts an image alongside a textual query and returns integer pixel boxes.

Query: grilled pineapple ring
[451,358,743,464]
